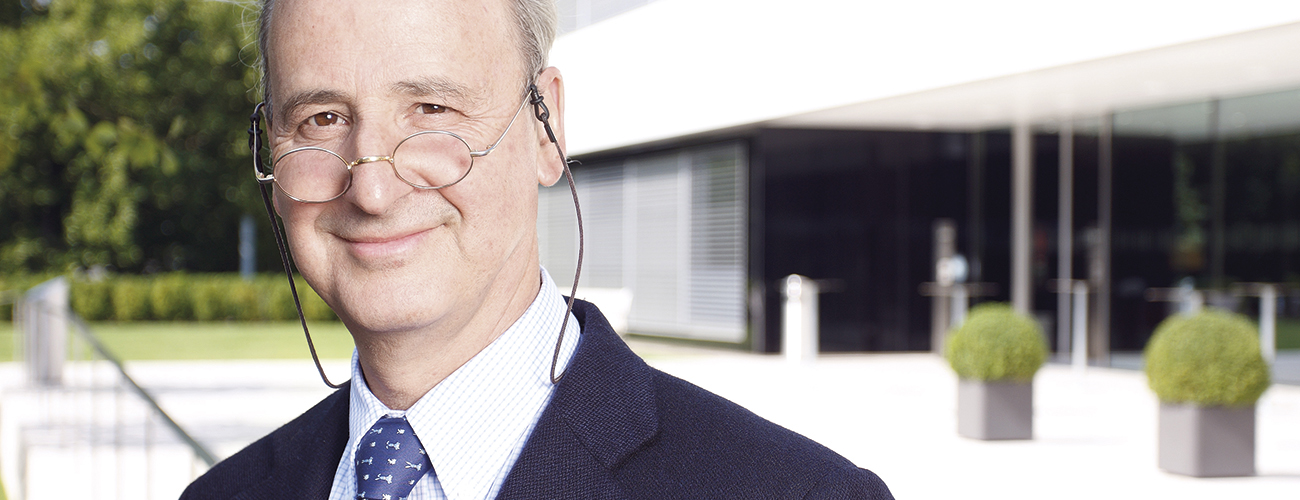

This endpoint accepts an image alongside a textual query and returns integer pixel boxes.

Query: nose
[341,125,413,215]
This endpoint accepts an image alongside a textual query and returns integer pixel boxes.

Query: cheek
[277,202,330,275]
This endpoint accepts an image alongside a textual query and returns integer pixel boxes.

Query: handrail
[65,312,219,467]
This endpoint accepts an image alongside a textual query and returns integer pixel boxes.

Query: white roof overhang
[551,0,1300,155]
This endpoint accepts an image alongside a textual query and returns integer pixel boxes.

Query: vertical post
[951,284,968,330]
[1209,100,1227,287]
[933,220,956,353]
[1057,120,1074,357]
[968,132,985,284]
[1092,114,1113,364]
[239,214,256,280]
[1072,281,1088,372]
[1012,121,1034,315]
[1260,285,1277,364]
[783,275,818,363]
[23,277,68,386]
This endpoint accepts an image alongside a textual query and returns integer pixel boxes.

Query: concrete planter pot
[957,379,1033,440]
[1158,403,1256,477]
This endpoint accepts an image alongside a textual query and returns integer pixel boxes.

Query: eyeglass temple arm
[469,86,554,158]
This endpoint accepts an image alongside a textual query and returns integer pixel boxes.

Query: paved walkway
[3,344,1299,498]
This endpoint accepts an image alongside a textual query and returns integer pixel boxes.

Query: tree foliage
[0,0,272,274]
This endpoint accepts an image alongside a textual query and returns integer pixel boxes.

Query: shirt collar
[345,267,580,500]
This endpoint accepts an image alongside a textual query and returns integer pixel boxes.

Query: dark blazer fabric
[182,300,894,499]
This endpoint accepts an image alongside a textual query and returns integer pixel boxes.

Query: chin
[334,287,450,336]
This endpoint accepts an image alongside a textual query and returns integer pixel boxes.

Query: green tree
[0,0,271,274]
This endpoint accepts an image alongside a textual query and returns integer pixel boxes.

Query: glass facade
[544,86,1300,356]
[1108,87,1300,351]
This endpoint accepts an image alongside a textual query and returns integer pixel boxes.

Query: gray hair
[256,0,557,112]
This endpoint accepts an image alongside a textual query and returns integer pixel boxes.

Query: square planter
[1158,403,1255,477]
[957,379,1033,440]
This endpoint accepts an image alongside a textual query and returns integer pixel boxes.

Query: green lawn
[1275,318,1300,350]
[0,314,1294,363]
[0,321,354,362]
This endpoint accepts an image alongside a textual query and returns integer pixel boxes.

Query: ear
[533,66,566,187]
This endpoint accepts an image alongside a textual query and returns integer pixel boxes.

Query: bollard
[1071,281,1088,372]
[783,275,819,363]
[1177,278,1203,315]
[950,284,968,330]
[1259,285,1276,364]
[21,277,68,386]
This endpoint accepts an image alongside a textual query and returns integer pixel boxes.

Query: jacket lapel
[496,300,658,499]
[236,383,352,500]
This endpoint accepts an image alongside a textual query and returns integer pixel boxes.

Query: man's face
[265,0,560,336]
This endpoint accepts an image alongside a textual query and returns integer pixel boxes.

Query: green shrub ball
[1144,310,1270,407]
[945,303,1047,382]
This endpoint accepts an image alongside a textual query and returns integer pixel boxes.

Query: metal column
[1057,121,1074,357]
[1092,114,1113,364]
[1012,122,1034,315]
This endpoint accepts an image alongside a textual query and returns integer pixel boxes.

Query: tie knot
[355,416,432,500]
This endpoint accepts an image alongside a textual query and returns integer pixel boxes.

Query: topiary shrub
[946,303,1048,382]
[1144,309,1270,407]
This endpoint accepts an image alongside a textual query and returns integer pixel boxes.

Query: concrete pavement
[3,343,1298,499]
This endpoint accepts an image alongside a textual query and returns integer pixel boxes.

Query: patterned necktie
[355,416,433,500]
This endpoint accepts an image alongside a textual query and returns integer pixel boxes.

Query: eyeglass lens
[272,131,474,202]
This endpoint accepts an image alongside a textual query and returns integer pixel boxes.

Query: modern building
[540,0,1300,358]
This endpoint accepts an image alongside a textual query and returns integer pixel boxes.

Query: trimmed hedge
[1144,309,1270,407]
[945,303,1048,382]
[0,273,62,321]
[2,273,336,322]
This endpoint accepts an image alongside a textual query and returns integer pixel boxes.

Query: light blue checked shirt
[327,269,581,500]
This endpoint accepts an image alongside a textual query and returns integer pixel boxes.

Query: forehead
[266,0,521,106]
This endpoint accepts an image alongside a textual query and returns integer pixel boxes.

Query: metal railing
[3,282,215,500]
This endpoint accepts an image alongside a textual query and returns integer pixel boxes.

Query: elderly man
[183,0,892,498]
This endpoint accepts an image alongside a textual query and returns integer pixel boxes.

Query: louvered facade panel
[538,141,748,343]
[578,166,625,289]
[626,154,683,331]
[688,144,747,341]
[538,180,577,284]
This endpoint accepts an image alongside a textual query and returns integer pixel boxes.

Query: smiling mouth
[340,228,432,260]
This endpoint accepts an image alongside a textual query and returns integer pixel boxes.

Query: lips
[339,228,432,260]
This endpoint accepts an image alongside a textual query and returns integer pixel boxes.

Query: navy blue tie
[355,416,432,500]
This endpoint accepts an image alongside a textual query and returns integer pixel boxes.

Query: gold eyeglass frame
[252,90,533,203]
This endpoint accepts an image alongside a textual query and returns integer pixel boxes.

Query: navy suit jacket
[182,300,893,499]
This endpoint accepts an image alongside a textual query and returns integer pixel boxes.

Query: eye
[309,111,340,127]
[418,103,446,114]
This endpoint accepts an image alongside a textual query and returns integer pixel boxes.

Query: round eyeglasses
[250,92,530,203]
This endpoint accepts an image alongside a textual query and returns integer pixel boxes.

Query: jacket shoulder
[621,370,893,499]
[181,384,350,500]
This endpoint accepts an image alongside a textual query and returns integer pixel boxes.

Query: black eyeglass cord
[529,84,584,385]
[249,85,583,389]
[251,105,346,389]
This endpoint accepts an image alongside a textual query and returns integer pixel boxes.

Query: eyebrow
[276,88,350,122]
[390,77,483,107]
[271,78,484,124]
